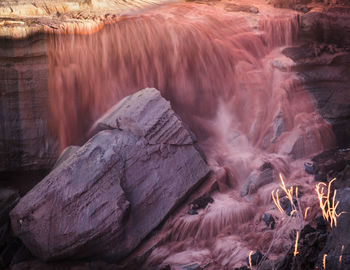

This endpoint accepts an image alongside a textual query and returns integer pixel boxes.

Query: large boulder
[10,88,210,261]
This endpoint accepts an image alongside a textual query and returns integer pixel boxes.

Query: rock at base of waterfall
[276,224,327,270]
[310,148,350,184]
[241,162,275,197]
[10,88,210,262]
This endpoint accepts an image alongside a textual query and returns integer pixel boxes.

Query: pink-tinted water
[47,1,335,268]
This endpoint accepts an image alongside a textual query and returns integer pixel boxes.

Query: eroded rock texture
[10,88,209,261]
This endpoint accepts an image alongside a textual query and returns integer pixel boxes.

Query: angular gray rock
[241,162,274,197]
[10,88,209,262]
[89,87,195,145]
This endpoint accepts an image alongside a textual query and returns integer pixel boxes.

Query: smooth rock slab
[10,88,209,261]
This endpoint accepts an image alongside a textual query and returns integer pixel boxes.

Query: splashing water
[47,1,336,268]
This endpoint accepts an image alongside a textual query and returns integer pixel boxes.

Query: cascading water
[47,1,336,268]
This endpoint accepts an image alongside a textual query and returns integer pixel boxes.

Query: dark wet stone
[10,245,34,266]
[316,216,327,233]
[246,250,264,266]
[280,197,297,216]
[191,196,213,210]
[0,221,29,270]
[311,149,350,184]
[300,224,316,239]
[260,162,274,171]
[304,161,315,174]
[263,213,275,229]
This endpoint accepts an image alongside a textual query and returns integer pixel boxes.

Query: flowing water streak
[47,2,335,268]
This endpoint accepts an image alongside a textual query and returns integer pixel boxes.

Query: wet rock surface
[263,213,275,229]
[306,148,350,185]
[10,88,209,262]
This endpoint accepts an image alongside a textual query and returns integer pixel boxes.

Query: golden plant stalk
[323,253,327,269]
[304,206,310,219]
[272,174,298,215]
[248,251,253,268]
[339,245,344,263]
[293,231,299,257]
[315,178,345,228]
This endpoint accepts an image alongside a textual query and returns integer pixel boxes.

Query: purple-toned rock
[10,88,209,261]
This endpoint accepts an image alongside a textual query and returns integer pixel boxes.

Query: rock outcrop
[0,0,167,39]
[283,7,350,148]
[10,88,210,262]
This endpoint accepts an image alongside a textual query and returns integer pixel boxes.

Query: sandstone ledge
[0,0,170,39]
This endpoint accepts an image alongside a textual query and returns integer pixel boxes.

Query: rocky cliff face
[282,5,350,148]
[0,35,57,172]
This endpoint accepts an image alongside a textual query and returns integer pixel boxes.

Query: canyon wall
[0,35,57,172]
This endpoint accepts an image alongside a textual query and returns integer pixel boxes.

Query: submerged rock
[263,213,275,229]
[10,88,210,262]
